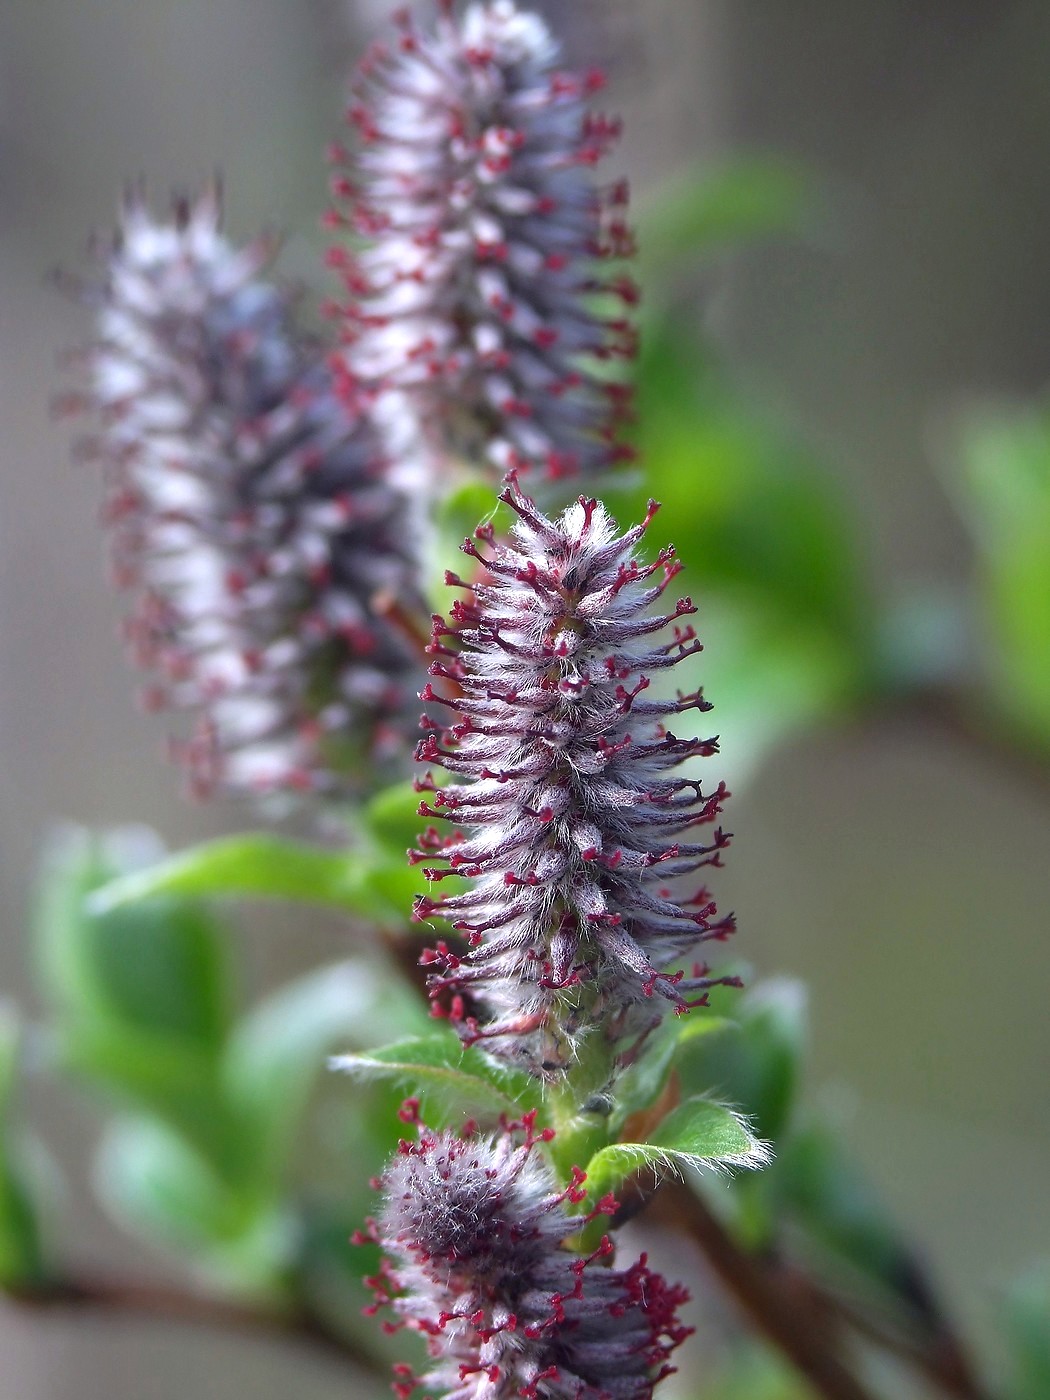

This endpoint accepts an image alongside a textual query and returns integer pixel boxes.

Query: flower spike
[331,0,637,490]
[415,487,738,1076]
[369,1114,691,1399]
[69,184,424,802]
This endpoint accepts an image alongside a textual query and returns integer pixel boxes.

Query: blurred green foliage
[33,826,427,1303]
[37,827,242,1174]
[1004,1265,1050,1400]
[951,401,1050,752]
[0,1007,45,1288]
[704,1356,814,1400]
[600,163,880,777]
[638,158,816,274]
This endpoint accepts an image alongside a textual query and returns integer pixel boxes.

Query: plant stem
[545,1073,614,1184]
[653,1181,997,1400]
[802,1272,993,1400]
[872,681,1050,804]
[657,1181,881,1400]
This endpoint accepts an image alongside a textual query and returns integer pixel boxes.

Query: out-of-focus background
[2,2,1049,1396]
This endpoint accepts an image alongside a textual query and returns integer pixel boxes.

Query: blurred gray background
[2,1,1049,1394]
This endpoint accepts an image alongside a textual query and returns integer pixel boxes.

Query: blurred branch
[656,1180,878,1400]
[804,1275,991,1400]
[4,1275,380,1376]
[876,682,1050,805]
[656,1181,996,1400]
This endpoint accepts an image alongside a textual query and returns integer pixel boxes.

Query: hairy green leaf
[611,1012,731,1128]
[332,1031,539,1124]
[650,1096,769,1164]
[584,1098,769,1205]
[678,979,806,1143]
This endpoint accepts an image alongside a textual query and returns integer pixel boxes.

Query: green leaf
[95,1117,291,1297]
[611,1011,731,1128]
[355,780,442,922]
[426,480,513,613]
[584,1098,769,1205]
[951,403,1050,749]
[639,158,815,275]
[0,1007,45,1287]
[332,1030,540,1125]
[36,826,234,1048]
[364,780,429,855]
[224,959,429,1186]
[775,1122,931,1314]
[678,979,806,1143]
[86,833,381,920]
[88,818,433,930]
[1004,1264,1050,1400]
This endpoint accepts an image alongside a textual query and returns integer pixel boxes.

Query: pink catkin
[329,0,637,494]
[368,1112,691,1400]
[415,487,738,1077]
[72,185,422,803]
